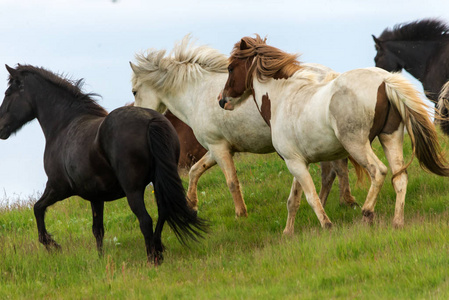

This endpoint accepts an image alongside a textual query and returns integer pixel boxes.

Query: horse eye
[228,67,233,74]
[132,91,137,96]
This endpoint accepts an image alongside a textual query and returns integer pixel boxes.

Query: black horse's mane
[12,64,107,117]
[379,19,449,42]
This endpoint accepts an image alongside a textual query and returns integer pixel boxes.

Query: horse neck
[251,77,288,113]
[32,85,102,140]
[158,72,226,126]
[386,40,440,81]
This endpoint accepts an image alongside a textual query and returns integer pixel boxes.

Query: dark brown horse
[373,19,449,133]
[0,64,208,264]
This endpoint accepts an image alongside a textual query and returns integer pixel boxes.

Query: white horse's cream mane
[132,35,228,94]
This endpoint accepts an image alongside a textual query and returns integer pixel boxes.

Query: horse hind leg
[153,211,166,265]
[378,126,408,228]
[319,159,357,207]
[345,142,388,224]
[332,158,358,207]
[318,161,336,207]
[125,190,156,263]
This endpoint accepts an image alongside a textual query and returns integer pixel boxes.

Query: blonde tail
[384,73,449,177]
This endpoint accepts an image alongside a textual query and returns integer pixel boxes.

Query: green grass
[1,135,449,299]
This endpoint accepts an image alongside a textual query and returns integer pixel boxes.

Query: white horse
[130,36,357,218]
[219,35,449,233]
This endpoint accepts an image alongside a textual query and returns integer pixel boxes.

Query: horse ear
[5,64,19,78]
[129,62,138,74]
[240,39,249,51]
[372,35,381,47]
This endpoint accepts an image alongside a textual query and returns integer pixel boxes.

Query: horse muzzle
[0,117,12,139]
[217,93,235,110]
[0,125,11,139]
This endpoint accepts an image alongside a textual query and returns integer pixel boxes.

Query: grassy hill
[1,135,449,299]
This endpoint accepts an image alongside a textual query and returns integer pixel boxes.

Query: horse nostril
[219,99,227,108]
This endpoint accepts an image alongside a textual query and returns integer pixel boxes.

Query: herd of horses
[1,18,449,264]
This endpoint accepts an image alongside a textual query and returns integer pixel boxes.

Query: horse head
[219,39,255,110]
[219,35,301,111]
[0,65,35,139]
[372,35,404,72]
[130,62,167,113]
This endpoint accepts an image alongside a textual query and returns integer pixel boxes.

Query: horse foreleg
[318,161,336,207]
[283,177,303,236]
[91,201,105,256]
[187,151,217,212]
[332,158,358,207]
[379,127,407,228]
[285,159,332,229]
[211,147,248,217]
[33,186,63,251]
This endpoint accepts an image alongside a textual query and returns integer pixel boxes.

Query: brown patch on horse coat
[369,82,401,142]
[261,93,271,126]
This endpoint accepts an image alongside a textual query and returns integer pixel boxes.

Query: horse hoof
[323,222,332,229]
[235,209,248,218]
[349,201,360,209]
[282,228,295,237]
[340,197,359,208]
[153,253,164,266]
[45,242,62,252]
[362,210,375,225]
[392,219,404,229]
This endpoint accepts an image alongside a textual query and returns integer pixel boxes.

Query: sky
[1,0,449,205]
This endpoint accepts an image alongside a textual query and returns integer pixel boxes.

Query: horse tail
[437,81,449,136]
[147,117,209,245]
[383,73,449,177]
[348,155,367,185]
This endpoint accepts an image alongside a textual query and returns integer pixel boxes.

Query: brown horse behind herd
[128,102,207,170]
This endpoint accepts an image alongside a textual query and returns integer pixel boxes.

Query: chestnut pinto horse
[130,36,357,219]
[219,35,449,233]
[0,64,208,264]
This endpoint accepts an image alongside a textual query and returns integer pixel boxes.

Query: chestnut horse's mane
[230,34,302,88]
[132,35,228,94]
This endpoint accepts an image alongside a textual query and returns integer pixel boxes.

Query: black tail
[147,117,209,245]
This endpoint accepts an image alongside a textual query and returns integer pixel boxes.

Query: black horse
[0,64,208,264]
[373,18,449,134]
[372,19,449,101]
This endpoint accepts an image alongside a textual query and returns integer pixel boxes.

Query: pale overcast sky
[1,0,449,204]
